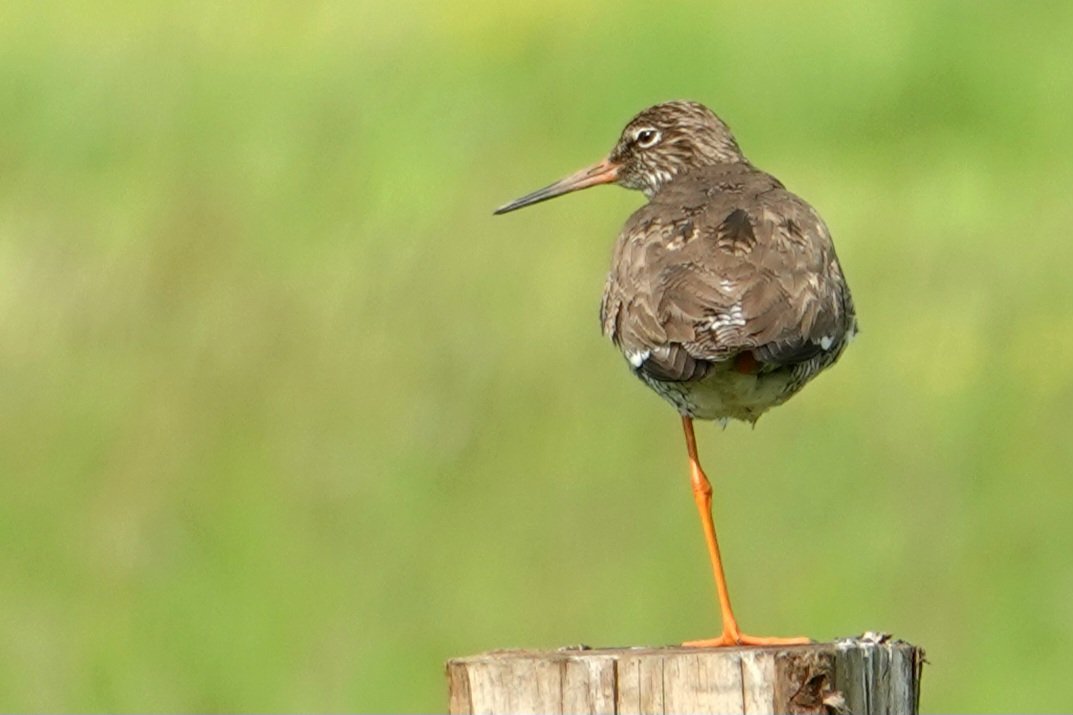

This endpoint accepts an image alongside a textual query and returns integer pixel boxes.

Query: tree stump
[447,633,923,715]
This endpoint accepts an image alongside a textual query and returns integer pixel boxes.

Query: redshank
[494,100,856,647]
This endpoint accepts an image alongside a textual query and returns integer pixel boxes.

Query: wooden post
[447,633,923,715]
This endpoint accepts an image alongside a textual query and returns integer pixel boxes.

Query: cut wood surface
[447,633,923,715]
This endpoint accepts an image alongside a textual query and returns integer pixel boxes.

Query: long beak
[494,158,620,215]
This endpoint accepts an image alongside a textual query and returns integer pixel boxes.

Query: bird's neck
[643,160,754,199]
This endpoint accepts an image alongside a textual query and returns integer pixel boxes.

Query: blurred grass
[1,0,1072,710]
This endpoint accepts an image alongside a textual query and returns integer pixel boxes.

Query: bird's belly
[639,364,798,424]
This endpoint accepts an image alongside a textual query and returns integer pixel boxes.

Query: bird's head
[610,101,746,195]
[495,100,745,215]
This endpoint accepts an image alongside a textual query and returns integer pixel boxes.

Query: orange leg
[680,415,811,648]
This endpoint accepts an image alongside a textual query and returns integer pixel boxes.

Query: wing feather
[600,164,855,383]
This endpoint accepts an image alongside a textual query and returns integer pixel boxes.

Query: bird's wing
[600,173,855,383]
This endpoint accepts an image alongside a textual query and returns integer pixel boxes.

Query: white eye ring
[634,128,661,148]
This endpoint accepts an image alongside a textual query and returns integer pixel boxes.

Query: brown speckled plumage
[601,159,855,422]
[499,100,856,424]
[494,100,857,646]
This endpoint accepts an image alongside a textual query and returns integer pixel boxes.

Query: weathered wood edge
[446,636,925,714]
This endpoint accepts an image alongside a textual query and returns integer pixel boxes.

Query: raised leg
[679,415,811,647]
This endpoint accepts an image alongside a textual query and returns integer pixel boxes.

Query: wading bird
[495,101,856,646]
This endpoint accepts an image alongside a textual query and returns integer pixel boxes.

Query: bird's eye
[635,129,660,147]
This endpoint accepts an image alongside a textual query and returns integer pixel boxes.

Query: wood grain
[447,634,923,715]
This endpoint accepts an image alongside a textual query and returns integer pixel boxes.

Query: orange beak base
[494,158,620,215]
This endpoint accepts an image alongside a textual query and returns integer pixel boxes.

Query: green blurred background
[2,0,1072,711]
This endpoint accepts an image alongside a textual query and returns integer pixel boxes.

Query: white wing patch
[705,302,746,331]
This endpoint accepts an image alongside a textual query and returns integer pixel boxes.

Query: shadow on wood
[447,633,924,715]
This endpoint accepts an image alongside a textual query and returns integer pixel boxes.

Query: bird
[494,100,856,647]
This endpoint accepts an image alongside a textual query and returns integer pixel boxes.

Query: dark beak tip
[492,158,618,217]
[492,195,541,216]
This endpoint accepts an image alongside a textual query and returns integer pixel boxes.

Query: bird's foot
[682,630,812,648]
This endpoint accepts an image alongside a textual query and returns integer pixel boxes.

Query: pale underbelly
[638,364,800,424]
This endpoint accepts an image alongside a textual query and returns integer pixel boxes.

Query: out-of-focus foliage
[1,1,1071,710]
